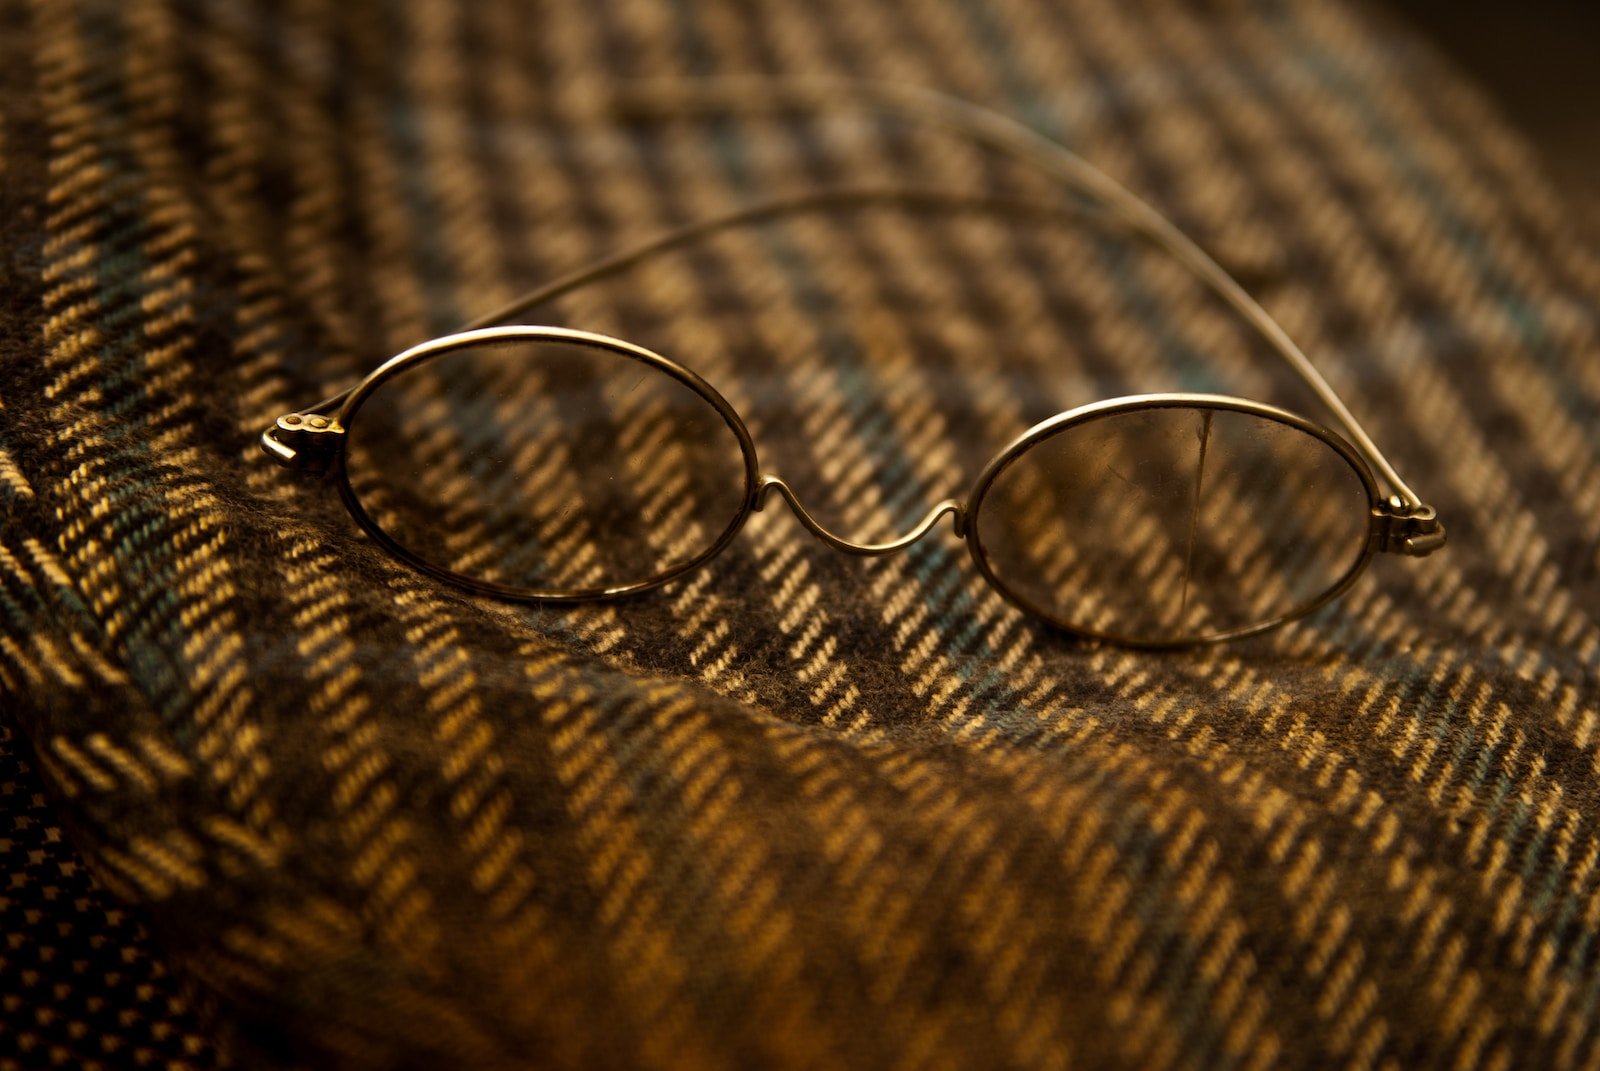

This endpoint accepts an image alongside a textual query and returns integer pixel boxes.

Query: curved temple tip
[1402,519,1447,556]
[260,425,298,465]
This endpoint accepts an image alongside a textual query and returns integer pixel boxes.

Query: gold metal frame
[333,326,761,602]
[963,394,1382,647]
[261,79,1446,647]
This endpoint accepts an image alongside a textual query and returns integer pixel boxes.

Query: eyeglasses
[262,79,1444,647]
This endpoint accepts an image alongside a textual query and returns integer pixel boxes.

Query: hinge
[259,412,345,474]
[1373,498,1446,557]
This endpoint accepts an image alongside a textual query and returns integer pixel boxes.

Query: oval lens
[340,333,754,597]
[969,401,1375,644]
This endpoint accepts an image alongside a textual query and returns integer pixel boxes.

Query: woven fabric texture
[1,724,219,1070]
[3,0,1600,1068]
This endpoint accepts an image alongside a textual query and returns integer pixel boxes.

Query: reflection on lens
[341,334,753,596]
[970,401,1374,643]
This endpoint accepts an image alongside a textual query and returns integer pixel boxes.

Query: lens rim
[332,325,762,601]
[963,393,1382,647]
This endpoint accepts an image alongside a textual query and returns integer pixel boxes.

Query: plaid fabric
[4,0,1599,1068]
[0,725,218,1069]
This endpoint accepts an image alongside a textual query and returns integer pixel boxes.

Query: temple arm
[270,77,1441,553]
[593,76,1434,516]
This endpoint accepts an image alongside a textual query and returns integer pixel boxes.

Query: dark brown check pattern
[3,0,1600,1068]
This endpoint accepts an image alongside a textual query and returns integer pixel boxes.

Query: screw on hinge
[260,412,344,473]
[1373,497,1447,557]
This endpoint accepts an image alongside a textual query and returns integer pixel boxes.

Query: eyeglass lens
[970,405,1373,644]
[341,338,752,596]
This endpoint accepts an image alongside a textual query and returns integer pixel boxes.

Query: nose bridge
[755,474,965,556]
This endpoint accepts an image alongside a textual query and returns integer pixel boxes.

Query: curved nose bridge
[755,474,965,556]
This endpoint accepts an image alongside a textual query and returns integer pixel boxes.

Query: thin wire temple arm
[599,76,1433,514]
[266,78,1442,562]
[464,188,1149,330]
[262,189,1122,468]
[291,191,1072,419]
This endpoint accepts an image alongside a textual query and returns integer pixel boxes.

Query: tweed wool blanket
[3,0,1599,1068]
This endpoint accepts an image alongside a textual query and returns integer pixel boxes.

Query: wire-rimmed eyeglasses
[262,79,1444,647]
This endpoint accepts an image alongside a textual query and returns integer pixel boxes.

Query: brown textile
[3,0,1599,1068]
